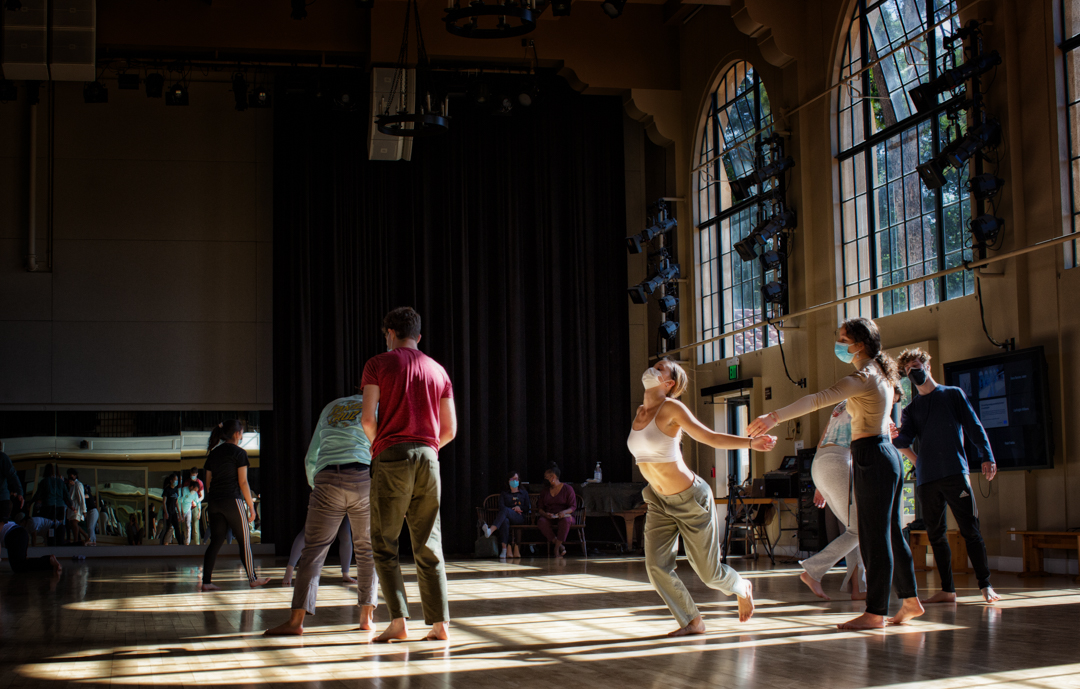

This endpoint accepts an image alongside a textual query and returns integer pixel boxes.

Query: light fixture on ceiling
[377,0,449,138]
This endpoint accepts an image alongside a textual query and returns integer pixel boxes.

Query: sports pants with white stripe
[917,472,992,592]
[203,498,258,584]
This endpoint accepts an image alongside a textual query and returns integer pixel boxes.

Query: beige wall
[651,0,1080,562]
[0,78,272,410]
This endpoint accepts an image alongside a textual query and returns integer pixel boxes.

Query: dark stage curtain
[268,72,630,554]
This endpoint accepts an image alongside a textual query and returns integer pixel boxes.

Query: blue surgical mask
[509,480,520,489]
[834,341,855,364]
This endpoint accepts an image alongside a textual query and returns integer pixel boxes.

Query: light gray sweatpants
[643,477,750,627]
[292,464,379,615]
[800,446,865,593]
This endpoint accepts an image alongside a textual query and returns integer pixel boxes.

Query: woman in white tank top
[628,358,776,636]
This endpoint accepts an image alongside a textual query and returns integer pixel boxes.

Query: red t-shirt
[361,348,454,459]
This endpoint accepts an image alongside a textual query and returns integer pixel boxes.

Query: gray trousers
[292,465,378,615]
[800,446,866,593]
[643,477,750,627]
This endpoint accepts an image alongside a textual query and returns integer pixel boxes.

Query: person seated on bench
[483,471,531,559]
[537,464,576,558]
[1,520,61,575]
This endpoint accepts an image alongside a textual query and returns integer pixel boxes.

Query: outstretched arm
[749,374,868,437]
[668,401,776,452]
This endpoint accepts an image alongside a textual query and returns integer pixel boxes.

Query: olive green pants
[371,443,449,624]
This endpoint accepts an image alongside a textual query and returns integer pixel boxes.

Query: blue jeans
[491,506,525,546]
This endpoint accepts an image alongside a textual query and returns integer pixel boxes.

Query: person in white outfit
[180,480,202,545]
[65,469,87,544]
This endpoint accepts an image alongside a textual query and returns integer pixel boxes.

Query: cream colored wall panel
[53,159,258,242]
[53,81,257,163]
[256,162,273,243]
[256,241,272,324]
[0,321,52,404]
[52,239,256,322]
[52,321,258,404]
[0,238,52,320]
[256,321,273,405]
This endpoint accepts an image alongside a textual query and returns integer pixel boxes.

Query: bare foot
[800,571,831,601]
[424,621,450,641]
[250,577,271,588]
[200,583,221,592]
[358,605,376,631]
[375,618,409,643]
[264,622,304,636]
[49,555,62,574]
[837,612,886,630]
[889,597,925,625]
[851,590,867,601]
[342,575,356,585]
[982,587,1000,603]
[737,581,755,622]
[512,545,521,558]
[667,614,707,637]
[920,590,957,604]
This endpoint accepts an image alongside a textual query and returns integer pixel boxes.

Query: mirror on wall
[1,411,263,548]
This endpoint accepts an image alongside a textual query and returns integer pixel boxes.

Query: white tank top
[627,400,682,463]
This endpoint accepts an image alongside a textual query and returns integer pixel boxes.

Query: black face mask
[908,368,928,386]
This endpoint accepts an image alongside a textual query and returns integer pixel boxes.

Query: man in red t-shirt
[361,306,457,642]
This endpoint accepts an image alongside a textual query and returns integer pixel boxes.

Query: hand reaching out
[747,412,778,438]
[749,435,777,452]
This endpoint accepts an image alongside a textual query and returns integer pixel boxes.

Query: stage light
[117,73,140,90]
[495,95,513,115]
[760,248,786,270]
[730,156,795,202]
[470,82,491,106]
[516,81,539,107]
[970,215,1004,243]
[969,173,1005,200]
[762,280,787,304]
[291,0,307,19]
[628,261,680,304]
[249,86,272,108]
[145,73,164,98]
[734,236,759,262]
[165,82,189,106]
[0,80,15,102]
[659,320,679,340]
[916,157,949,191]
[601,0,625,18]
[658,295,678,313]
[753,210,796,246]
[626,217,677,254]
[945,120,1000,169]
[908,51,1001,113]
[231,74,248,111]
[83,81,108,104]
[551,0,571,16]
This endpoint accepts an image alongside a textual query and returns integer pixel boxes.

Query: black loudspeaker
[797,448,829,552]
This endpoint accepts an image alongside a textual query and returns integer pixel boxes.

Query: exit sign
[728,364,738,380]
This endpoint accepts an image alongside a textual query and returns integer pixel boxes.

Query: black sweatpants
[851,435,918,616]
[160,498,181,545]
[3,527,53,574]
[917,473,992,591]
[202,498,257,584]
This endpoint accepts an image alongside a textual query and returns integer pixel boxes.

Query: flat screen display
[942,347,1053,471]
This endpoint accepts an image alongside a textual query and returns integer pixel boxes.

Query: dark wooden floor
[1,553,1078,688]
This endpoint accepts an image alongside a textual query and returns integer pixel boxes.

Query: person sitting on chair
[482,471,531,559]
[537,464,576,558]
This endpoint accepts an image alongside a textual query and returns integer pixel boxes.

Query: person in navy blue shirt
[893,348,1000,604]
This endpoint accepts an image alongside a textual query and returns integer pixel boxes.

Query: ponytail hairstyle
[207,419,245,454]
[659,357,690,398]
[841,317,899,385]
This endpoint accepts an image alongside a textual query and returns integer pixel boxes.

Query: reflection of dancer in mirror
[894,348,1000,604]
[629,358,776,636]
[201,419,270,591]
[749,318,923,630]
[1,520,61,575]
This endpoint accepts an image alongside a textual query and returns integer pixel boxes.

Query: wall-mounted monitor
[942,346,1054,471]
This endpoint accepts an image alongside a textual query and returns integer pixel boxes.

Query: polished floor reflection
[1,554,1078,688]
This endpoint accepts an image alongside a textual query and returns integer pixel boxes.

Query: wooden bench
[908,529,972,574]
[476,493,587,557]
[1015,531,1080,583]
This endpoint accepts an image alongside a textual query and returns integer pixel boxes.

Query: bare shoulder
[659,398,691,425]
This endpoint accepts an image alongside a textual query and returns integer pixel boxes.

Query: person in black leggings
[201,419,270,591]
[159,473,182,545]
[2,521,61,575]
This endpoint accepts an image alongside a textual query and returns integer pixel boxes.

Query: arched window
[1062,0,1080,268]
[694,61,778,364]
[837,0,973,317]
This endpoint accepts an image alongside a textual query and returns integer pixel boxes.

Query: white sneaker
[485,526,495,538]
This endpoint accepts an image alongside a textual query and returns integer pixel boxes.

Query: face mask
[908,368,928,386]
[509,480,520,489]
[834,341,856,364]
[642,368,664,390]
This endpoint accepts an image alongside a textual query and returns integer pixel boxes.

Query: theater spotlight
[969,173,1004,200]
[970,215,1004,244]
[734,236,759,262]
[232,74,248,111]
[730,156,795,202]
[658,294,678,313]
[145,73,164,98]
[117,73,140,90]
[659,320,679,340]
[754,210,796,246]
[165,82,189,106]
[760,248,786,270]
[762,280,787,304]
[908,51,1001,113]
[628,261,680,304]
[249,85,272,108]
[626,217,677,254]
[602,0,625,17]
[551,0,571,15]
[83,80,108,104]
[945,120,1000,169]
